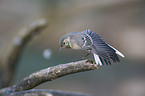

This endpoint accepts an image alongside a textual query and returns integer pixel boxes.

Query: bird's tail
[93,45,125,66]
[107,44,125,58]
[93,54,103,66]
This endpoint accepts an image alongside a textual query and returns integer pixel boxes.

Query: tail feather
[99,56,104,65]
[93,54,103,66]
[93,44,125,66]
[93,53,113,66]
[107,44,125,58]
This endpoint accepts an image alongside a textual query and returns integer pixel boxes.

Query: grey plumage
[59,29,125,66]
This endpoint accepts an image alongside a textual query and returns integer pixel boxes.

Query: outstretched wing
[82,29,124,65]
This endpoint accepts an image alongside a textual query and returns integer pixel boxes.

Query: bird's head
[59,34,71,50]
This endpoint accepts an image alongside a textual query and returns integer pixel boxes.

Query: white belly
[71,43,82,50]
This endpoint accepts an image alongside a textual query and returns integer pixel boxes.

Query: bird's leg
[80,52,90,60]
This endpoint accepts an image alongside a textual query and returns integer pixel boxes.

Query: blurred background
[0,0,145,96]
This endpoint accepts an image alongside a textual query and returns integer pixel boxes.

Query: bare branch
[0,60,99,95]
[0,19,48,88]
[6,89,92,96]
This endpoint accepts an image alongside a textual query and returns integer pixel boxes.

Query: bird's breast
[71,43,82,50]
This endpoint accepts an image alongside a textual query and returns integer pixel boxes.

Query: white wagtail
[59,29,125,66]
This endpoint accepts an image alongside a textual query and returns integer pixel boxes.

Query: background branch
[0,60,99,95]
[0,19,48,88]
[6,89,91,96]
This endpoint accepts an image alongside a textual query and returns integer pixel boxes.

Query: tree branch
[0,19,48,88]
[0,60,99,95]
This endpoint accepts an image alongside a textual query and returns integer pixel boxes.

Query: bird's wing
[82,30,123,65]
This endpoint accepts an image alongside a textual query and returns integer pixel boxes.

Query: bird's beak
[59,47,62,51]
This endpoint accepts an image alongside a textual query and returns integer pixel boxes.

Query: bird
[59,29,125,66]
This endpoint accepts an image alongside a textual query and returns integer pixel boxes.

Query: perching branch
[0,19,48,88]
[0,60,99,96]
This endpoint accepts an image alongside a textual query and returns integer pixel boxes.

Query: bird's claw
[86,59,96,64]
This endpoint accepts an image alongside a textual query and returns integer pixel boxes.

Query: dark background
[0,0,145,96]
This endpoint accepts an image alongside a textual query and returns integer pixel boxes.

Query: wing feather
[82,30,123,65]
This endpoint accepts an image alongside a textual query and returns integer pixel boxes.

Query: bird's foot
[86,59,96,64]
[86,59,99,69]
